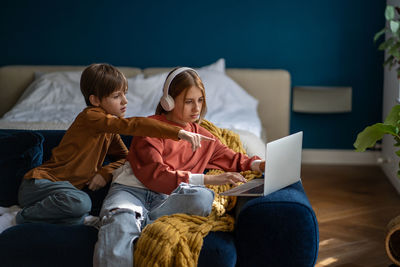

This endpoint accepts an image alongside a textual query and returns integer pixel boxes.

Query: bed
[0,59,290,158]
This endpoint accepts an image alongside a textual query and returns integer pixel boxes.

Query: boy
[16,63,213,225]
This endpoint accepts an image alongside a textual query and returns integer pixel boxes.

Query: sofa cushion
[0,223,98,267]
[0,131,43,206]
[199,231,236,267]
[35,130,65,161]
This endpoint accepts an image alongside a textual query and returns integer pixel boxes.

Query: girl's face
[98,87,128,118]
[167,86,204,126]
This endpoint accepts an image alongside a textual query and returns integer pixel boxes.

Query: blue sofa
[0,130,319,267]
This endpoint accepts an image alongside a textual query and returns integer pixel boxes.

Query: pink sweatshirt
[127,115,260,194]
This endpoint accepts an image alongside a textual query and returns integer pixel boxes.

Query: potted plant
[355,104,400,266]
[354,4,400,172]
[354,6,400,265]
[374,5,400,77]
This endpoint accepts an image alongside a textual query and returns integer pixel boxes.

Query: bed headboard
[0,65,290,141]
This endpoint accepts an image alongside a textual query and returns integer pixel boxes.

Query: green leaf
[374,28,386,42]
[396,149,400,157]
[391,21,400,33]
[384,105,400,125]
[390,42,400,52]
[384,55,395,68]
[386,6,396,20]
[379,37,395,50]
[379,42,389,51]
[354,123,397,152]
[386,56,395,65]
[389,43,400,59]
[393,50,400,60]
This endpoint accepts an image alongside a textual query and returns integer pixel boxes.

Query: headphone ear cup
[160,94,175,111]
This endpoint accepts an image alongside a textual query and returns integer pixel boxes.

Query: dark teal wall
[0,0,385,149]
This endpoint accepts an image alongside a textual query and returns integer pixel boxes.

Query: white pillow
[231,129,265,159]
[2,71,84,123]
[125,73,165,117]
[199,58,225,73]
[198,70,262,137]
[125,58,226,117]
[126,63,263,137]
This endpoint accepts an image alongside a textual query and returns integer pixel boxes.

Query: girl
[93,67,265,267]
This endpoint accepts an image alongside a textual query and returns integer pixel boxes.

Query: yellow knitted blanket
[133,120,261,267]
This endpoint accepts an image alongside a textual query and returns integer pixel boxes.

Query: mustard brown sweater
[24,107,182,189]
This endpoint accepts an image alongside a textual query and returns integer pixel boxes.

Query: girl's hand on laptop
[204,172,247,186]
[87,173,107,191]
[178,130,215,151]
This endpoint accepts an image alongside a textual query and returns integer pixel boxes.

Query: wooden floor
[301,164,400,267]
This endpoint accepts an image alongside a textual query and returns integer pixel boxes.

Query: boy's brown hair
[155,68,207,123]
[80,63,128,106]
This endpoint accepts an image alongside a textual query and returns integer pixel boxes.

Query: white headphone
[160,67,197,111]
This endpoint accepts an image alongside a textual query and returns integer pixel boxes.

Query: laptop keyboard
[242,184,264,194]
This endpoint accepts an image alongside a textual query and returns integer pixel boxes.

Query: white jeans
[93,182,214,267]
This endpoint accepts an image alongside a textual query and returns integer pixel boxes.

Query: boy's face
[98,88,128,117]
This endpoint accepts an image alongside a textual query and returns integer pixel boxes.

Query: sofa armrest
[0,130,44,206]
[235,181,319,267]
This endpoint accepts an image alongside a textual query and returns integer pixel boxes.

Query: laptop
[220,131,303,197]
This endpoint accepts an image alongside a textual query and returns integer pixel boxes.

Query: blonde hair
[156,68,207,123]
[80,63,127,106]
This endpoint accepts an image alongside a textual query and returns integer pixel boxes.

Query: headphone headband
[160,67,198,111]
[162,67,197,97]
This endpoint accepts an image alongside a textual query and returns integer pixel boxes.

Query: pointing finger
[200,135,215,142]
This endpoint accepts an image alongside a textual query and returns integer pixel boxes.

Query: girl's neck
[165,113,188,127]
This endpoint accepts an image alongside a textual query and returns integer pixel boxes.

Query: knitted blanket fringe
[133,120,261,267]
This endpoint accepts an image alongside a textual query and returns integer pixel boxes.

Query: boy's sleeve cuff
[251,160,262,172]
[189,173,204,185]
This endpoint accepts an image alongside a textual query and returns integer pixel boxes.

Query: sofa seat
[0,129,318,267]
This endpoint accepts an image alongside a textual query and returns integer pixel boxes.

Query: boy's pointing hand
[178,130,215,151]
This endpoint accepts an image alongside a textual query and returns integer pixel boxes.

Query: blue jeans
[16,178,91,225]
[93,182,214,267]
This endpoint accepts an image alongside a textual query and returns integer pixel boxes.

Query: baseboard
[381,157,400,194]
[302,149,381,165]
